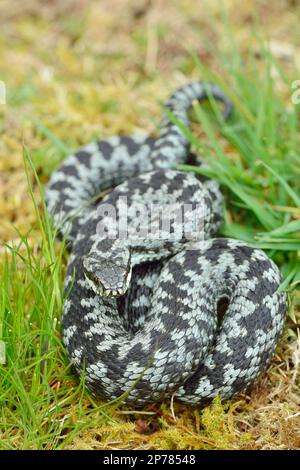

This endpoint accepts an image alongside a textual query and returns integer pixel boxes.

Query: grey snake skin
[45,82,287,406]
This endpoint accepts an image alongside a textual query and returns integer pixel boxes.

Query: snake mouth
[85,273,131,297]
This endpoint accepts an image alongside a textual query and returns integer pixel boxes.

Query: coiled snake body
[46,82,287,406]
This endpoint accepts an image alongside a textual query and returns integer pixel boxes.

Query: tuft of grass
[177,45,300,303]
[0,152,117,449]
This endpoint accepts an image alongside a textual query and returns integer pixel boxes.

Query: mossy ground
[0,0,299,450]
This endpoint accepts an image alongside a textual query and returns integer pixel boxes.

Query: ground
[0,0,299,450]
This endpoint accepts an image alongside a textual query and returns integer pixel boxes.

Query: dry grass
[0,0,299,450]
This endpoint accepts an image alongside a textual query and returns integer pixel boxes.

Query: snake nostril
[217,296,230,326]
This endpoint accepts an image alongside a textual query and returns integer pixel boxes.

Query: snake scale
[45,82,287,406]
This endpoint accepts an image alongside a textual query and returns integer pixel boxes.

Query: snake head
[83,248,132,297]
